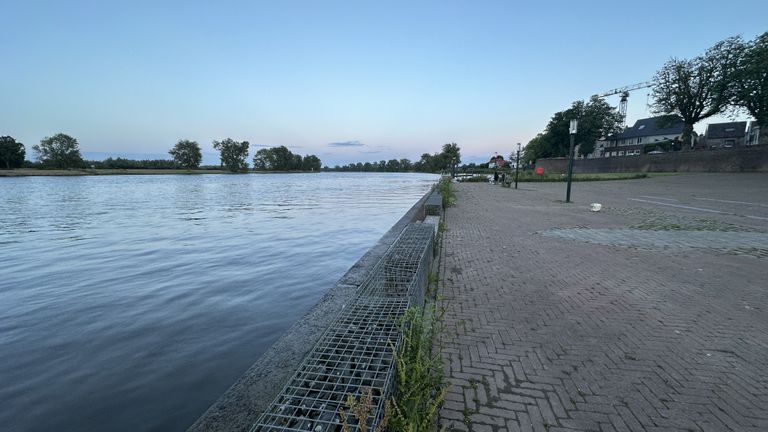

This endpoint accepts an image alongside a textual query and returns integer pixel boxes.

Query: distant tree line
[88,158,184,170]
[323,159,413,172]
[0,133,322,173]
[4,134,463,176]
[523,31,768,164]
[323,142,462,174]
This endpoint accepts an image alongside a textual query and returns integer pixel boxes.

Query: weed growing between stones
[340,306,447,432]
[340,388,388,432]
[437,178,455,208]
[388,305,448,432]
[426,272,439,297]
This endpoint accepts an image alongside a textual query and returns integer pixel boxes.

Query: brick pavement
[437,175,768,432]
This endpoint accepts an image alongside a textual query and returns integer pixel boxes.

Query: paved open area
[437,173,768,432]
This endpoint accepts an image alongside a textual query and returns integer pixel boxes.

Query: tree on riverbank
[32,133,84,169]
[169,139,202,169]
[441,142,461,177]
[213,138,249,172]
[301,154,322,171]
[413,144,462,174]
[414,153,443,172]
[0,136,26,169]
[252,146,322,171]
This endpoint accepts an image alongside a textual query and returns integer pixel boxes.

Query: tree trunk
[681,122,695,149]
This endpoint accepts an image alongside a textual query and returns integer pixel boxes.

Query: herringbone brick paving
[437,174,768,432]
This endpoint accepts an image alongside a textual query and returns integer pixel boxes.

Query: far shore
[0,169,323,177]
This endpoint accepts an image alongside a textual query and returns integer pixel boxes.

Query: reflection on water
[0,172,436,432]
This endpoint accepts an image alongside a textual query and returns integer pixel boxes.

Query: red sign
[535,167,544,175]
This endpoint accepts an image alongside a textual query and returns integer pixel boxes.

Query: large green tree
[0,136,26,169]
[213,138,249,172]
[301,154,322,171]
[253,146,321,171]
[414,153,438,172]
[169,139,202,168]
[33,133,84,169]
[522,133,555,164]
[253,145,292,170]
[578,97,625,156]
[441,142,461,177]
[733,32,768,132]
[385,159,401,172]
[651,37,743,146]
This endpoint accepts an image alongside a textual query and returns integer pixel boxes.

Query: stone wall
[536,146,768,174]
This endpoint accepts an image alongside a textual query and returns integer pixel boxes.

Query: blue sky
[2,1,766,166]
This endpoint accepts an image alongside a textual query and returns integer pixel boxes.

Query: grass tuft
[437,177,456,207]
[388,305,448,432]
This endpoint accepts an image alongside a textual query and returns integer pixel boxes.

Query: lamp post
[514,142,521,189]
[566,119,578,203]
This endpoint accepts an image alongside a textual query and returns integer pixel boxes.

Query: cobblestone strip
[438,183,768,432]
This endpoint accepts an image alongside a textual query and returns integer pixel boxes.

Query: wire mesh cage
[251,223,434,432]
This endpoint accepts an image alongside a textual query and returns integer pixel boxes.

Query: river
[0,172,437,432]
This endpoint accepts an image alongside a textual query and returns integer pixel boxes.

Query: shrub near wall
[536,146,768,174]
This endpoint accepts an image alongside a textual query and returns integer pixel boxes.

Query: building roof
[706,122,747,139]
[609,115,684,140]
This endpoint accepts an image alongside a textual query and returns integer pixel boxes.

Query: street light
[566,119,578,203]
[515,142,521,189]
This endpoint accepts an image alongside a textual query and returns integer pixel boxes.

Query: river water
[0,172,437,432]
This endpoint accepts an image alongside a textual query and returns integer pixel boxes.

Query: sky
[2,1,767,166]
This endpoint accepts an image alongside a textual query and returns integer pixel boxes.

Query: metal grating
[251,223,434,432]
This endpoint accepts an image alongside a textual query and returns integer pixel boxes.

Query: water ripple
[0,172,437,432]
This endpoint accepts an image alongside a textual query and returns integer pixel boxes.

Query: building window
[637,137,642,144]
[618,151,625,156]
[634,149,641,155]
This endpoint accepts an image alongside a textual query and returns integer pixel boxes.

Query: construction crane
[592,81,653,128]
